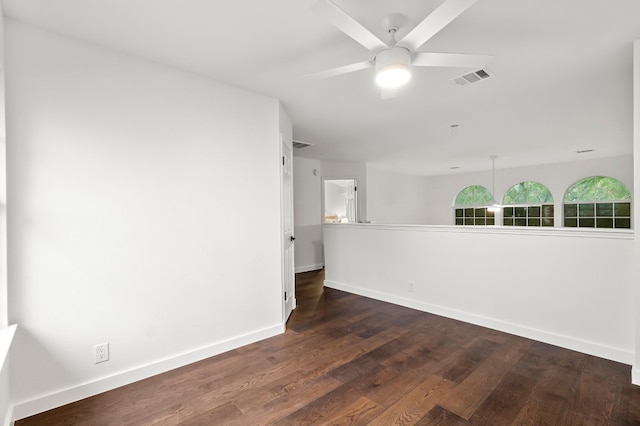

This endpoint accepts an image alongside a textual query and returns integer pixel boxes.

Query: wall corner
[633,39,640,385]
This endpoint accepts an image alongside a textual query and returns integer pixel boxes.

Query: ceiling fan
[311,0,492,98]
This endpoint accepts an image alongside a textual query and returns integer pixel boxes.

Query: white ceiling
[3,0,640,175]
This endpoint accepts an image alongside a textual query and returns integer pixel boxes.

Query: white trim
[1,326,17,426]
[324,279,633,365]
[295,263,324,273]
[323,222,634,240]
[634,39,640,389]
[11,323,284,422]
[3,412,13,426]
[633,367,640,386]
[0,325,16,372]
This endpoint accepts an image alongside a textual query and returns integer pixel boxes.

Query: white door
[281,133,296,321]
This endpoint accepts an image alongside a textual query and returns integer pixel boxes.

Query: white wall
[0,2,6,331]
[291,159,367,272]
[366,165,430,224]
[0,6,12,425]
[424,155,633,225]
[293,156,323,272]
[5,20,286,418]
[321,160,367,221]
[324,224,635,364]
[633,40,640,385]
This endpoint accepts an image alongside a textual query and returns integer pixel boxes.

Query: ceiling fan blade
[381,87,398,100]
[399,0,478,51]
[309,59,374,80]
[311,0,388,52]
[412,52,492,68]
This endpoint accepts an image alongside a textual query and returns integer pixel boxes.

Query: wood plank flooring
[16,269,640,425]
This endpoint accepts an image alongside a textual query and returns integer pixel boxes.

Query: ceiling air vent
[453,69,493,86]
[293,140,313,149]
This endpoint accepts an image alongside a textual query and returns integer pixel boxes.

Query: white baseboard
[11,323,284,422]
[3,407,13,426]
[295,263,323,273]
[1,325,17,426]
[632,367,640,386]
[2,386,13,426]
[324,279,633,366]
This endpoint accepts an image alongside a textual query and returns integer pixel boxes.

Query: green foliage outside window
[503,182,553,204]
[564,176,631,229]
[454,185,493,206]
[564,176,630,202]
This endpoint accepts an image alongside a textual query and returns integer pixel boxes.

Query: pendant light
[487,155,501,212]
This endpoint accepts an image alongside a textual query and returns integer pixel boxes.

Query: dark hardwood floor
[16,269,640,425]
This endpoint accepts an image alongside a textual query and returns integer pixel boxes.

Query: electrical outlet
[94,342,109,364]
[408,281,415,293]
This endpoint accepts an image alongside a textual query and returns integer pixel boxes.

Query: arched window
[454,185,495,226]
[563,176,631,229]
[502,181,554,227]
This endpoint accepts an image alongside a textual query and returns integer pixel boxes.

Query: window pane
[615,218,631,229]
[455,208,464,218]
[515,207,527,218]
[542,205,554,218]
[564,204,577,217]
[596,218,613,228]
[455,185,494,206]
[465,208,474,218]
[515,218,526,226]
[579,218,595,227]
[504,207,514,217]
[504,218,514,226]
[528,218,541,226]
[475,208,486,218]
[486,218,495,226]
[615,202,631,216]
[486,209,495,218]
[474,218,485,225]
[564,176,631,202]
[565,218,577,227]
[542,218,554,227]
[596,203,613,217]
[503,181,553,204]
[455,218,464,225]
[578,203,594,217]
[528,206,541,217]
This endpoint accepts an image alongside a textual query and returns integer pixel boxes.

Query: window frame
[501,181,554,227]
[563,176,632,229]
[453,185,496,226]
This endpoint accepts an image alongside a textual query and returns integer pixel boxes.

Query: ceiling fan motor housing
[375,47,411,87]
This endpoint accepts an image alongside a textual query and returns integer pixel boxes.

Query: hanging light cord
[489,155,498,201]
[492,157,496,199]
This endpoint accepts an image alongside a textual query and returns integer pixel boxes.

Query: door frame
[280,132,296,322]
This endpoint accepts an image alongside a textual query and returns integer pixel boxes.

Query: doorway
[323,179,358,223]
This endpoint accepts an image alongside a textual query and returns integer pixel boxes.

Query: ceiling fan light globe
[376,64,411,88]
